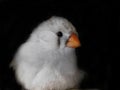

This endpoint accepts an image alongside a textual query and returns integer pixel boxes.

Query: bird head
[28,16,81,50]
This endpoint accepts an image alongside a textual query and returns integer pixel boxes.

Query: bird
[10,16,84,90]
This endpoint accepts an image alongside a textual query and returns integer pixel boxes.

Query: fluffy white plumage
[10,16,84,90]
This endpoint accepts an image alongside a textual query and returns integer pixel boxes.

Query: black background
[0,0,115,90]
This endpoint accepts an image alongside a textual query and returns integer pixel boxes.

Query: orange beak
[66,33,81,48]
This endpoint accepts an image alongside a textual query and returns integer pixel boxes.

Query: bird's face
[30,16,80,50]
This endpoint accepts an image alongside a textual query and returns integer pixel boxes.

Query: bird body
[11,16,84,90]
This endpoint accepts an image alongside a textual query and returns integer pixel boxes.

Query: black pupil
[57,31,63,37]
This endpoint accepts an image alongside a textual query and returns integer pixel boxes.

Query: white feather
[10,16,84,90]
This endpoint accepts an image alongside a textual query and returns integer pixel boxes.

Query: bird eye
[57,31,63,37]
